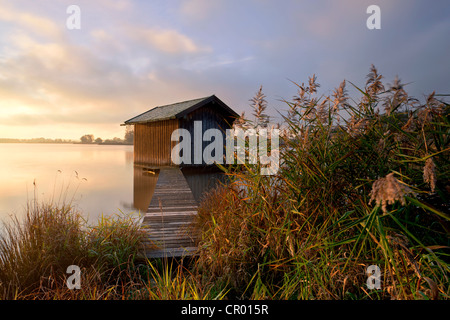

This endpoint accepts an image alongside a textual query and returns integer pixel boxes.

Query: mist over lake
[0,143,137,225]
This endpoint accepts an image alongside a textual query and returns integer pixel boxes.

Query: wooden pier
[124,95,237,258]
[140,167,199,258]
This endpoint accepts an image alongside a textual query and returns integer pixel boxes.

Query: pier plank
[140,167,199,258]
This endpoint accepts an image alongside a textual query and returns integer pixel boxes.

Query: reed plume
[365,64,385,102]
[423,157,437,193]
[250,85,269,127]
[369,173,414,213]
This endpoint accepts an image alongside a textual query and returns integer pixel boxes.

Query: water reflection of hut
[123,95,238,258]
[181,167,227,203]
[132,166,226,211]
[133,167,159,213]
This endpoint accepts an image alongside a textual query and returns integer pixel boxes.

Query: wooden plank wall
[178,105,232,166]
[133,103,235,167]
[133,119,178,166]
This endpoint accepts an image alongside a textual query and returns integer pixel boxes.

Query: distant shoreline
[0,138,132,146]
[0,138,75,144]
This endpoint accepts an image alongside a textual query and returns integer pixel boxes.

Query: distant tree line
[80,126,133,145]
[0,138,75,144]
[0,127,134,145]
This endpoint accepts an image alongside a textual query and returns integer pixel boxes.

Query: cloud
[94,0,132,11]
[180,55,255,71]
[0,1,256,139]
[130,27,211,54]
[179,0,224,21]
[0,31,137,123]
[0,28,214,139]
[0,3,62,39]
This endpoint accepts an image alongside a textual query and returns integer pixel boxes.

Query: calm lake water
[0,143,136,225]
[0,143,226,230]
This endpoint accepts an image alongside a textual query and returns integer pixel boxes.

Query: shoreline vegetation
[0,66,448,300]
[0,125,134,145]
[0,139,133,146]
[0,136,133,145]
[0,137,77,144]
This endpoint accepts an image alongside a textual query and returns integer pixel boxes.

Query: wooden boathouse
[123,95,238,258]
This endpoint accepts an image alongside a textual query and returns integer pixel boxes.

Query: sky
[0,0,449,140]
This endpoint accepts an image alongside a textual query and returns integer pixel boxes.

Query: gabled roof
[123,95,238,125]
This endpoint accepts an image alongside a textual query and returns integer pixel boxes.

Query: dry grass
[0,201,87,298]
[0,198,224,300]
